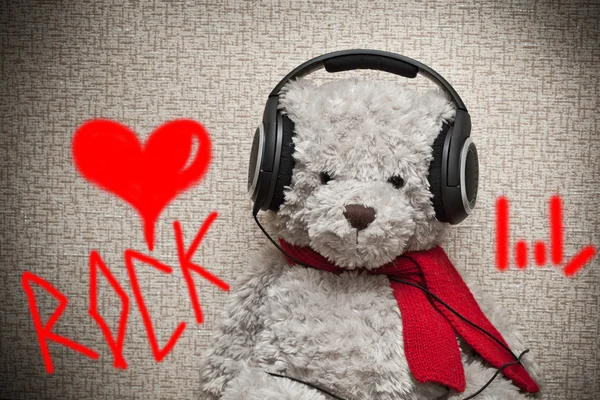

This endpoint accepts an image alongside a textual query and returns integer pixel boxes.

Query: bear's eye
[388,175,405,189]
[319,171,333,184]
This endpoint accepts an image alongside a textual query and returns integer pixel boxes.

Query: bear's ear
[279,77,317,97]
[421,89,457,144]
[277,78,319,121]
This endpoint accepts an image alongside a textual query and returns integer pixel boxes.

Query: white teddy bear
[199,75,544,399]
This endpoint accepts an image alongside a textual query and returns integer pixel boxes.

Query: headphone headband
[269,49,467,111]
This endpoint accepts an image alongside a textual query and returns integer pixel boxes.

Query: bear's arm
[220,365,328,400]
[199,246,288,400]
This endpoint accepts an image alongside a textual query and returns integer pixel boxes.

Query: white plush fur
[200,79,544,399]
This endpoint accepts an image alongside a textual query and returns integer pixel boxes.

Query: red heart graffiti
[72,119,211,251]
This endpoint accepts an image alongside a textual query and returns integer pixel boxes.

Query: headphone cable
[253,214,531,399]
[388,262,519,360]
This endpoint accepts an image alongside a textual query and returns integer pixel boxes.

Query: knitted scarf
[278,239,539,394]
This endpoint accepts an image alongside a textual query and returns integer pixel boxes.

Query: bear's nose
[343,204,376,231]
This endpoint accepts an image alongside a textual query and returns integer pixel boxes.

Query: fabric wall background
[1,0,598,399]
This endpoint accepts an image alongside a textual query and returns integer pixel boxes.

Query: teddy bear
[199,75,544,399]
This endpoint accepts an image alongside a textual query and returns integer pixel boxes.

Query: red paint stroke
[534,242,546,267]
[124,250,186,362]
[496,195,596,276]
[173,213,230,324]
[550,195,563,265]
[515,241,528,269]
[496,197,509,271]
[563,246,596,277]
[89,250,129,369]
[72,119,212,251]
[22,272,99,373]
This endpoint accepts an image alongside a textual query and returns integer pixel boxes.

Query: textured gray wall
[0,0,598,399]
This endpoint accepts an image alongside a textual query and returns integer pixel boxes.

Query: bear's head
[262,78,456,269]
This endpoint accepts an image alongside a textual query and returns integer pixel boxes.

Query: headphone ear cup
[268,113,296,211]
[428,122,451,222]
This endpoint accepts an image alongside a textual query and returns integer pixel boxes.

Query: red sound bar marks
[534,242,546,266]
[496,197,509,271]
[515,241,528,269]
[550,195,563,265]
[563,246,596,277]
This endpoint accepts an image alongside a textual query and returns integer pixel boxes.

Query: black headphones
[248,49,479,225]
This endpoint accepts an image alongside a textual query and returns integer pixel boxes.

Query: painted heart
[72,119,211,251]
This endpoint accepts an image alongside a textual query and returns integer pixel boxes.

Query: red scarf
[278,239,539,394]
